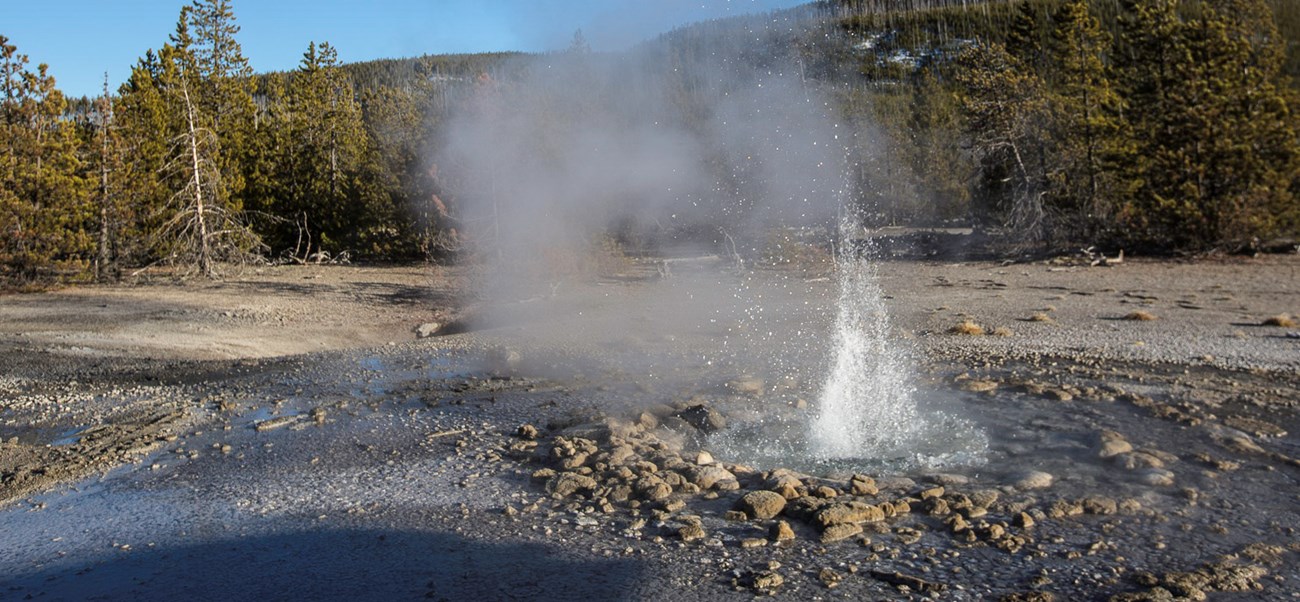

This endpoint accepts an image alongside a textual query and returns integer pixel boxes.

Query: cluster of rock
[509,406,1059,554]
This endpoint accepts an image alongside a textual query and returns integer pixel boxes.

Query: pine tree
[187,0,256,212]
[1048,0,1127,240]
[1116,0,1298,249]
[278,41,374,257]
[0,36,91,283]
[956,42,1054,243]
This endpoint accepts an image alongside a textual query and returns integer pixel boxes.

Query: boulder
[737,490,787,520]
[673,404,726,433]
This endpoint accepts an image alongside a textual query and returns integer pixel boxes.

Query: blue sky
[5,0,807,98]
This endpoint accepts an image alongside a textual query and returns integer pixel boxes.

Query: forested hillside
[2,0,1298,286]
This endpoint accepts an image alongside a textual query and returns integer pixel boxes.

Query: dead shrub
[1261,314,1296,327]
[949,320,985,336]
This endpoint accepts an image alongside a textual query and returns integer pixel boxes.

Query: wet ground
[1,258,1298,600]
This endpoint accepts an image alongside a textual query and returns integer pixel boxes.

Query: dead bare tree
[154,80,263,278]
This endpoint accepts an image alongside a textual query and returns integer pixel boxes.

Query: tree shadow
[1,525,645,601]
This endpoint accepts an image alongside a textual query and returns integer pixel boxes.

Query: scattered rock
[516,424,540,440]
[690,465,737,490]
[848,474,878,496]
[769,520,796,542]
[815,501,884,527]
[820,523,864,543]
[1096,431,1133,458]
[673,404,726,434]
[818,567,844,588]
[737,490,787,520]
[678,523,706,542]
[546,472,597,498]
[1135,468,1176,487]
[413,322,442,338]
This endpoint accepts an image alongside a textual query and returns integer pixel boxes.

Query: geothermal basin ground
[1,256,1298,601]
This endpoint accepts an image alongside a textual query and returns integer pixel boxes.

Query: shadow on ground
[1,525,645,601]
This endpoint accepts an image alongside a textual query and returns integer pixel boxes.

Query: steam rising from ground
[435,13,984,470]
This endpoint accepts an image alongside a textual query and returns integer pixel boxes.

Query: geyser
[808,220,920,459]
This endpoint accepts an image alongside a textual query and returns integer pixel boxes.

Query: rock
[969,489,1000,508]
[820,523,864,543]
[815,502,885,527]
[254,415,300,432]
[414,322,441,338]
[546,472,597,498]
[516,424,540,440]
[661,498,686,513]
[690,465,737,490]
[727,376,765,396]
[678,524,706,542]
[1096,430,1134,458]
[1082,496,1118,515]
[635,477,673,500]
[634,411,659,430]
[813,485,839,498]
[918,486,945,499]
[770,520,796,542]
[1009,470,1054,490]
[673,404,726,433]
[848,474,878,496]
[1136,468,1176,487]
[818,567,845,588]
[724,510,748,521]
[1114,451,1166,470]
[740,538,767,549]
[694,450,715,466]
[750,570,784,593]
[1013,512,1035,529]
[926,473,970,486]
[737,490,787,520]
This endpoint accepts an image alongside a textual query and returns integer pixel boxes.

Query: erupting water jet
[808,219,920,459]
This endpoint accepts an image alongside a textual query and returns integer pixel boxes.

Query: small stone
[1013,512,1035,529]
[691,465,737,490]
[678,524,706,542]
[818,567,844,588]
[1081,497,1118,515]
[724,510,748,521]
[740,538,768,549]
[414,322,442,338]
[738,490,787,520]
[821,523,864,543]
[750,570,784,593]
[673,404,726,433]
[770,520,796,542]
[516,424,539,440]
[918,486,945,499]
[546,472,597,498]
[849,474,878,496]
[1136,468,1176,487]
[694,450,715,465]
[1096,431,1133,458]
[661,498,686,513]
[813,485,839,498]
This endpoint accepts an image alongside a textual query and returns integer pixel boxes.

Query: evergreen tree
[275,41,375,256]
[0,36,91,283]
[1047,0,1127,239]
[956,42,1054,243]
